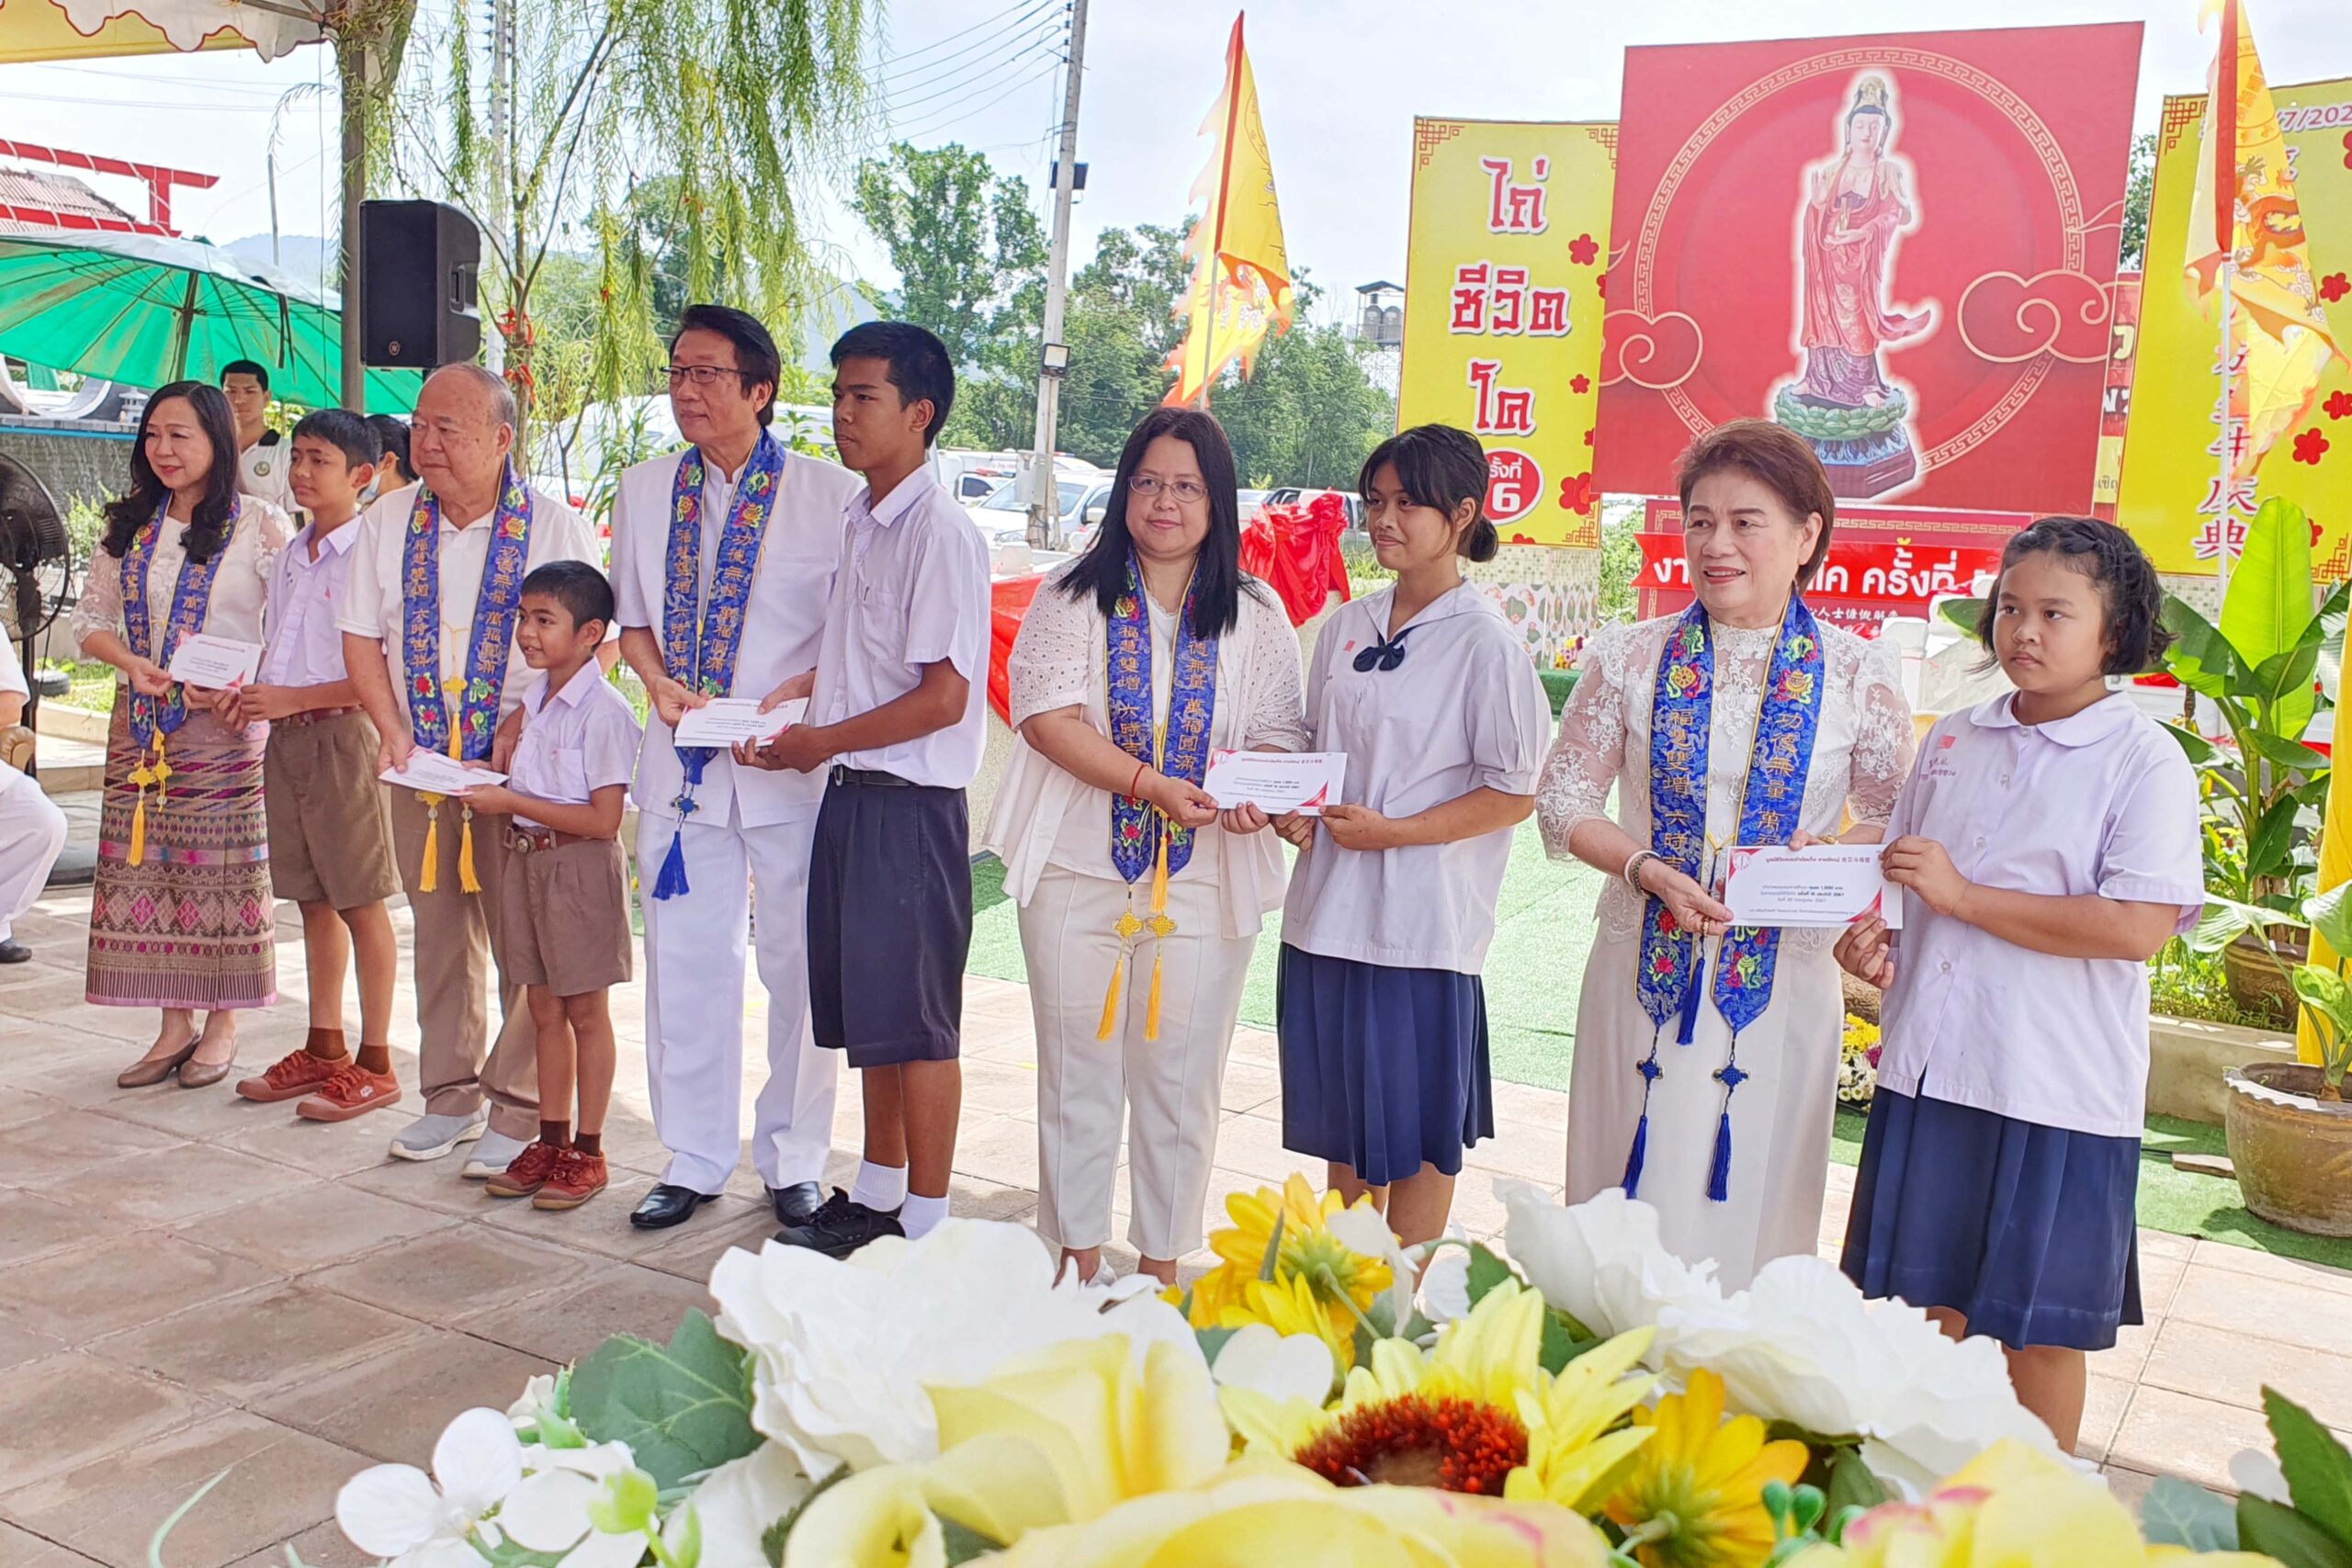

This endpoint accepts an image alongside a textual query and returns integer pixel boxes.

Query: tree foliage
[2120,131,2156,273]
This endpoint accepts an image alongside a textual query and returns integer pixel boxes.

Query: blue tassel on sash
[650,757,706,903]
[1708,1110,1735,1202]
[1674,955,1704,1045]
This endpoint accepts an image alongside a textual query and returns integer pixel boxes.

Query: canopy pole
[337,17,368,412]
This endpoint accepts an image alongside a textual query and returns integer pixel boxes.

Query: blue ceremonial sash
[650,434,784,901]
[401,463,534,894]
[1623,598,1825,1203]
[119,502,235,864]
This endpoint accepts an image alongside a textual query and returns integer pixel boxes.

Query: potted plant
[2162,498,2346,1023]
[2227,877,2352,1235]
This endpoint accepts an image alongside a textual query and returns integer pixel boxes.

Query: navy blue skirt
[1840,1088,2142,1350]
[1275,944,1494,1187]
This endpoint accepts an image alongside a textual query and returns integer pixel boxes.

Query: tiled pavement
[2,888,2349,1566]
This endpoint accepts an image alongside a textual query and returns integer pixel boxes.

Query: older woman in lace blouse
[1536,421,1913,1288]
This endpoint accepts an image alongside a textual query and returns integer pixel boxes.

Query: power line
[891,45,1066,142]
[877,25,1063,117]
[875,0,1057,74]
[875,0,1059,96]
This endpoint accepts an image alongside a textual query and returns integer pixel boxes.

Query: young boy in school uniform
[232,408,407,1120]
[454,560,640,1210]
[742,321,989,1258]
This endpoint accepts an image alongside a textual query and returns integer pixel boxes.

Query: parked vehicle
[966,468,1114,551]
[1261,486,1363,531]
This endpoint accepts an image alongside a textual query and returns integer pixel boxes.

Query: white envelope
[165,634,264,688]
[1203,750,1346,816]
[1723,842,1903,929]
[673,697,806,748]
[380,751,506,794]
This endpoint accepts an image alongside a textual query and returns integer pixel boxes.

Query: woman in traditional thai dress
[1539,420,1914,1288]
[984,407,1307,1289]
[76,382,292,1088]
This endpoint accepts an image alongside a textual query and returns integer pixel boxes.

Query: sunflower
[1182,1174,1394,1347]
[1223,1280,1656,1506]
[1602,1368,1809,1568]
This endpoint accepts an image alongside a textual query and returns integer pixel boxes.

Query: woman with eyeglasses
[984,407,1307,1289]
[1266,423,1549,1246]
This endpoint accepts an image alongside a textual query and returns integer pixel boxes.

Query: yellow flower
[1183,1173,1395,1350]
[1602,1368,1808,1568]
[988,1464,1615,1568]
[1226,1280,1655,1509]
[781,1466,944,1568]
[1218,1270,1357,1370]
[1804,1439,2280,1568]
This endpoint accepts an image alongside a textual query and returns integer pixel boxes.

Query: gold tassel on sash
[1101,902,1142,1041]
[417,677,477,895]
[1143,831,1175,1042]
[127,732,170,867]
[417,798,442,892]
[1101,723,1182,1043]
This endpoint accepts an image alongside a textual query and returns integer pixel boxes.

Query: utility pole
[335,17,368,412]
[483,0,512,378]
[1026,0,1088,551]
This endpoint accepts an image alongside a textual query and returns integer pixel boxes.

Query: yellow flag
[2186,0,2343,467]
[1165,13,1295,407]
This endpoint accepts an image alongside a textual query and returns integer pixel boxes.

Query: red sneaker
[484,1139,568,1199]
[237,1049,345,1103]
[294,1064,403,1123]
[532,1148,609,1211]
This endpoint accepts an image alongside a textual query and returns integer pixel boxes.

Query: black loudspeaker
[359,200,482,369]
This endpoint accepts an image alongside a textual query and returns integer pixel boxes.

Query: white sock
[850,1160,908,1212]
[900,1192,948,1239]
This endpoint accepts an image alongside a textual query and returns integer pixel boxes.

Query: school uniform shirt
[808,468,990,789]
[258,516,363,688]
[237,431,295,514]
[504,660,644,831]
[610,445,862,826]
[70,501,295,671]
[1876,692,2203,1139]
[1281,581,1552,973]
[336,479,605,724]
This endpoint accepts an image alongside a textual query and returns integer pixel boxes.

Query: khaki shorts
[265,712,400,909]
[495,832,632,998]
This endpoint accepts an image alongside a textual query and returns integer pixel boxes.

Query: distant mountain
[217,233,337,285]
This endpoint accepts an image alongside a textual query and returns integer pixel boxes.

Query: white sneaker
[460,1129,532,1179]
[387,1111,488,1162]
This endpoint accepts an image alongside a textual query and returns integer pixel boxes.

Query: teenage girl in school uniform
[1836,516,2203,1452]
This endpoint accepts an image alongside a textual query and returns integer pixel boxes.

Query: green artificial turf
[970,821,2352,1269]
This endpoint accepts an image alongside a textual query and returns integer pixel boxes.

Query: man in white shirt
[0,633,66,964]
[744,322,990,1258]
[339,362,608,1178]
[220,360,294,515]
[610,303,862,1233]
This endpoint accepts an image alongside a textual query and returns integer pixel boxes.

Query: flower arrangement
[310,1181,2351,1568]
[1837,1015,1882,1109]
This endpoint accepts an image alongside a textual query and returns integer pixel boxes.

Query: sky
[1,0,2347,328]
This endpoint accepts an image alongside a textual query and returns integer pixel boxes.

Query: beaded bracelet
[1622,849,1662,897]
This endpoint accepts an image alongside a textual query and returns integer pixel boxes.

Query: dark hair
[1976,515,2172,676]
[368,413,413,482]
[830,321,955,447]
[520,559,616,634]
[1359,423,1498,564]
[1057,409,1249,637]
[672,303,782,428]
[1675,419,1837,587]
[291,407,378,471]
[100,381,242,563]
[220,359,269,392]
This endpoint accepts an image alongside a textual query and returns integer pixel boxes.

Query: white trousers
[1020,863,1256,1260]
[638,807,836,1194]
[0,772,65,944]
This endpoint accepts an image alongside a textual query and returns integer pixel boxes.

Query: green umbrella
[0,228,424,412]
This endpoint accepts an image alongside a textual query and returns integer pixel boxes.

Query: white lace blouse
[72,502,294,675]
[981,569,1311,937]
[1535,614,1915,950]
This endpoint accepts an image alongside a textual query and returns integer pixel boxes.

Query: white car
[1261,486,1363,532]
[967,474,1115,550]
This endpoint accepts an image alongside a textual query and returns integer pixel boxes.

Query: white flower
[336,1407,523,1568]
[1498,1181,1720,1338]
[2231,1448,2291,1505]
[675,1444,814,1568]
[499,1465,654,1568]
[708,1217,1202,1476]
[1327,1203,1419,1332]
[507,1373,560,1429]
[1209,1322,1338,1404]
[1418,1247,1473,1325]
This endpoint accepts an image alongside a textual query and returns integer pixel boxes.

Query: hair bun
[1464,516,1499,564]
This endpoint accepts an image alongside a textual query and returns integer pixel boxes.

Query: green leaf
[2222,497,2318,672]
[2189,898,2264,953]
[2249,729,2335,775]
[2165,593,2240,701]
[1935,596,1984,634]
[1825,1449,1890,1517]
[2237,1495,2352,1568]
[569,1310,761,1492]
[1193,1325,1238,1367]
[2259,642,2327,743]
[2268,1386,2352,1548]
[1538,1311,1594,1375]
[2292,966,2352,1041]
[2251,797,2306,883]
[763,1463,848,1568]
[1259,1213,1286,1282]
[1464,1243,1515,1308]
[2310,883,2352,961]
[941,1519,1005,1564]
[2143,1477,2241,1551]
[2164,722,2223,765]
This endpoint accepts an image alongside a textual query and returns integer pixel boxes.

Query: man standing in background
[220,359,294,515]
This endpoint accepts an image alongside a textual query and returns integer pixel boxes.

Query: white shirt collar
[861,468,937,529]
[1967,690,2137,748]
[537,659,606,713]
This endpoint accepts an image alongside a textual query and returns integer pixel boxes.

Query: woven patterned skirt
[85,696,276,1010]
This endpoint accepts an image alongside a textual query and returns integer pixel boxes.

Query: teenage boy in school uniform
[230,408,406,1120]
[741,321,989,1258]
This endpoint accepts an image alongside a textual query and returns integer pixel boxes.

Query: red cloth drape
[987,572,1046,725]
[1238,491,1352,626]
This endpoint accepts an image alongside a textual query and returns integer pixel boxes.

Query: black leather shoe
[629,1183,718,1230]
[769,1180,824,1228]
[0,941,29,964]
[775,1188,904,1258]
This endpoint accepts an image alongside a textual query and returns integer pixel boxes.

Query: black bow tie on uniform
[1353,624,1419,673]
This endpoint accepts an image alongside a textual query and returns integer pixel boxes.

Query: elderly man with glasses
[606,304,864,1232]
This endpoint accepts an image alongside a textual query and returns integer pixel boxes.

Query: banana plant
[2287,881,2352,1100]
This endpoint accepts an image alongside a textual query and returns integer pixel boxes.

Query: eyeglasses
[1127,474,1210,503]
[664,365,751,389]
[1352,625,1419,673]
